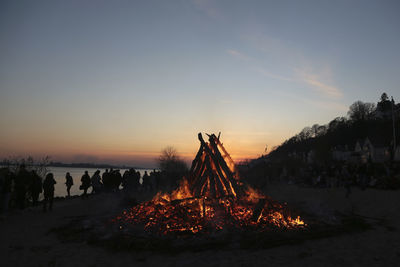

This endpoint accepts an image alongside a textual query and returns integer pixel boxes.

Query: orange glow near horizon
[0,130,284,168]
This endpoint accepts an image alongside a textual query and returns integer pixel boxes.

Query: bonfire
[114,133,306,235]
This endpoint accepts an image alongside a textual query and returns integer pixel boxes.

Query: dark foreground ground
[1,184,400,267]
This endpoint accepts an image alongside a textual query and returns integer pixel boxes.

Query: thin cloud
[256,68,293,82]
[226,49,251,61]
[312,101,348,112]
[277,90,347,112]
[226,49,291,82]
[295,68,342,98]
[226,42,342,99]
[241,32,303,63]
[192,0,221,19]
[240,31,343,98]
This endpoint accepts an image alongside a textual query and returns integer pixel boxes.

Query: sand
[1,185,400,267]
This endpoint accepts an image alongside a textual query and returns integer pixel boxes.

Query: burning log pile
[114,133,306,235]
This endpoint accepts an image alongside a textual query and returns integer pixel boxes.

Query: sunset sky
[1,0,400,168]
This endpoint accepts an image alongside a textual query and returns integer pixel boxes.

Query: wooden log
[189,143,204,173]
[209,156,233,196]
[208,148,235,196]
[200,176,210,197]
[204,155,217,198]
[211,134,236,174]
[208,136,242,196]
[225,171,244,197]
[194,179,203,198]
[193,133,246,197]
[209,174,217,198]
[190,153,207,191]
[209,137,242,196]
[213,169,225,197]
[192,162,208,196]
[208,135,232,175]
[193,155,214,197]
[251,198,267,222]
[198,133,236,196]
[215,175,229,196]
[202,198,206,217]
[190,153,206,188]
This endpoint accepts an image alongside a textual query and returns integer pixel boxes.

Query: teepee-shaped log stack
[188,133,243,198]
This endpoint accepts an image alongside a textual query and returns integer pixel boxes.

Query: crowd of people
[0,165,164,216]
[243,160,400,197]
[0,164,58,213]
[3,160,399,217]
[284,162,400,191]
[70,168,162,196]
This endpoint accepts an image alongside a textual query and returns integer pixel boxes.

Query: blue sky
[1,0,399,167]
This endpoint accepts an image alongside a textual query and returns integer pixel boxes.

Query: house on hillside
[368,136,391,162]
[351,137,390,163]
[331,137,391,163]
[354,138,373,162]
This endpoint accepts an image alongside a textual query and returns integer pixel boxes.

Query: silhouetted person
[0,168,12,215]
[15,164,29,209]
[80,171,91,198]
[113,170,122,192]
[102,169,111,191]
[91,170,102,194]
[135,171,141,191]
[30,170,42,206]
[43,173,56,212]
[154,170,161,191]
[65,172,73,197]
[122,170,129,190]
[149,170,157,191]
[124,168,140,193]
[142,171,150,191]
[342,165,352,198]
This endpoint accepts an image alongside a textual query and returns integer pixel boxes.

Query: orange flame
[113,178,306,235]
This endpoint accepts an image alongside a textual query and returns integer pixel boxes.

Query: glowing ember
[113,133,306,235]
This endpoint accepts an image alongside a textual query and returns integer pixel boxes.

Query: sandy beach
[1,184,400,267]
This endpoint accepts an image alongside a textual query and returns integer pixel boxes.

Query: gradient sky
[1,0,400,168]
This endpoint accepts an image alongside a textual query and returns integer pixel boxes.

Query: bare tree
[347,101,376,121]
[157,146,188,190]
[158,146,187,173]
[2,155,50,178]
[297,126,312,141]
[328,117,347,131]
[311,124,319,138]
[381,92,388,102]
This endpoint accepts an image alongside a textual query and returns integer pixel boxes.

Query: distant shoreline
[48,162,157,170]
[1,161,157,171]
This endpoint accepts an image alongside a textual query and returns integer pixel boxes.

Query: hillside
[267,93,400,163]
